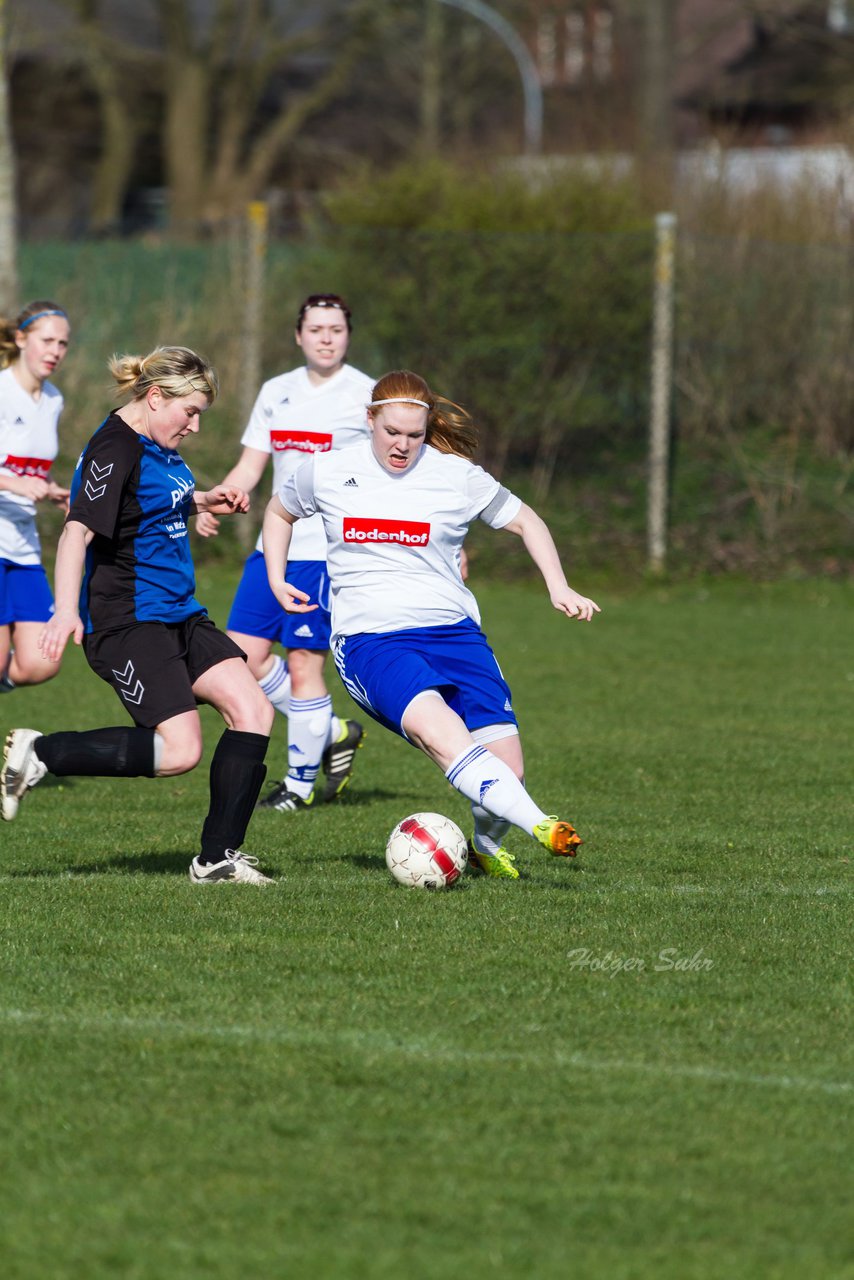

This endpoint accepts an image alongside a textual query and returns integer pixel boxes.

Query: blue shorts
[333,618,517,740]
[0,560,54,626]
[226,550,331,652]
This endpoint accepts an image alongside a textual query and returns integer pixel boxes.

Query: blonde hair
[0,299,69,370]
[369,370,478,460]
[109,345,219,404]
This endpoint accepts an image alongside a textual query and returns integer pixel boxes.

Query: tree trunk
[164,56,209,234]
[0,0,18,310]
[420,0,443,153]
[88,77,137,234]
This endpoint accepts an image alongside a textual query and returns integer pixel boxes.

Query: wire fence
[19,216,853,575]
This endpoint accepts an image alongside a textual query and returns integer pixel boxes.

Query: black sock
[198,729,269,865]
[34,728,157,777]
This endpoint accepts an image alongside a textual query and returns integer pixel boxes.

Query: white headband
[370,397,430,409]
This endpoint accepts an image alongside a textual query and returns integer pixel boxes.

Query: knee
[229,681,275,735]
[254,694,275,736]
[159,740,203,776]
[287,647,323,689]
[246,651,271,682]
[10,657,56,687]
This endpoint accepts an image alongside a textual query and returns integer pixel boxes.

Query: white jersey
[278,440,522,641]
[0,366,63,564]
[241,362,374,560]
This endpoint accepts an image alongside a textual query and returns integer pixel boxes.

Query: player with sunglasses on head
[262,369,600,881]
[0,301,72,694]
[197,294,373,815]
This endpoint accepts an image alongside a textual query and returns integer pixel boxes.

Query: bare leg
[6,622,61,687]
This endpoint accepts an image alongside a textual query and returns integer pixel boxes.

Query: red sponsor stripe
[1,456,52,478]
[270,430,332,453]
[343,517,430,546]
[399,817,459,885]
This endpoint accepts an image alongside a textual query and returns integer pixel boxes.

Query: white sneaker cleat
[2,728,47,821]
[188,849,274,885]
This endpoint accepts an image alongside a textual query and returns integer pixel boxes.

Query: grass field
[1,573,851,1279]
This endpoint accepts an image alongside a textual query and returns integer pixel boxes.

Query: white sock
[470,802,511,856]
[445,745,546,837]
[326,715,343,749]
[258,655,291,715]
[286,694,332,798]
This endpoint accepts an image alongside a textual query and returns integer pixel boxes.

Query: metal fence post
[239,201,268,550]
[243,201,268,422]
[647,211,677,574]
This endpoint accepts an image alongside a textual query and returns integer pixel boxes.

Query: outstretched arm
[501,503,600,621]
[262,494,316,614]
[39,520,94,662]
[192,485,250,517]
[195,446,268,537]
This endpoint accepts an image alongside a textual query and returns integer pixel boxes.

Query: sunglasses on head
[297,296,351,326]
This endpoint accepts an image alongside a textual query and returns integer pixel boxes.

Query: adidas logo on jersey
[343,477,358,487]
[14,416,25,425]
[294,624,314,638]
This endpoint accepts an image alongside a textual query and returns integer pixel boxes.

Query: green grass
[1,574,851,1279]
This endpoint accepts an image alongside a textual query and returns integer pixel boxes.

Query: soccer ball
[385,813,468,889]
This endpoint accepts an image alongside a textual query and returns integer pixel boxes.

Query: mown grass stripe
[3,1007,850,1096]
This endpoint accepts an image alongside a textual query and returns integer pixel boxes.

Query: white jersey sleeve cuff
[480,486,521,529]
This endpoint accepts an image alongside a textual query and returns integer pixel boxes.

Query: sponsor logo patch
[270,430,333,453]
[1,455,52,479]
[343,518,430,547]
[168,472,194,509]
[84,458,114,501]
[112,658,145,705]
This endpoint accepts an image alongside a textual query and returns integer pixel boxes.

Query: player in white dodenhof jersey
[0,300,72,695]
[197,294,373,815]
[262,369,601,881]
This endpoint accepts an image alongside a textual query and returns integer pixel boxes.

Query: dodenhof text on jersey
[270,430,333,452]
[343,518,431,546]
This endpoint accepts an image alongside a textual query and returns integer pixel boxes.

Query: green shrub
[275,160,654,486]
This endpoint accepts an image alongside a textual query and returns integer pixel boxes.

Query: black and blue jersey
[68,413,203,633]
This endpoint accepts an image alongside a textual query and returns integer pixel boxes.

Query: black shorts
[83,614,247,728]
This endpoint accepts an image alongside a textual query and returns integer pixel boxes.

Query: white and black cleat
[2,728,47,821]
[256,781,315,813]
[320,719,365,803]
[188,850,274,885]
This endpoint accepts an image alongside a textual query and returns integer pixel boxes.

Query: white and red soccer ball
[385,812,468,889]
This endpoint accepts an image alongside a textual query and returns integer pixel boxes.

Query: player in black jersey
[1,346,276,884]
